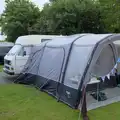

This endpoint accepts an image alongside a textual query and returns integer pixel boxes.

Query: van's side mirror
[23,51,26,56]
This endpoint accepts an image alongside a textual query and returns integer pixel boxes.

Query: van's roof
[16,35,64,45]
[18,35,63,38]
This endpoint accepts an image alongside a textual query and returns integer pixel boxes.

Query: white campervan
[3,35,63,75]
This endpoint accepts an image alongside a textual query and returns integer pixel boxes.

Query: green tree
[1,0,40,42]
[99,0,120,33]
[34,0,104,35]
[30,3,53,35]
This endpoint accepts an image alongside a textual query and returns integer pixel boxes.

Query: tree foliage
[0,0,120,42]
[34,0,104,35]
[1,0,40,42]
[99,0,120,33]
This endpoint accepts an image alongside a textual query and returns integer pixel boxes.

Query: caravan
[3,35,63,75]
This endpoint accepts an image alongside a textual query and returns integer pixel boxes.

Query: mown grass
[0,84,120,120]
[0,65,3,72]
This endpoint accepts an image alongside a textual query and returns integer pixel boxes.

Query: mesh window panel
[38,47,65,82]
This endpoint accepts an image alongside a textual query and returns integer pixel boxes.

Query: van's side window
[23,46,31,55]
[18,46,32,56]
[18,47,24,56]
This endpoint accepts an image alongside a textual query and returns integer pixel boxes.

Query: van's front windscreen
[7,44,22,56]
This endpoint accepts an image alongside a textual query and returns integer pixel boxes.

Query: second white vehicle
[3,35,63,75]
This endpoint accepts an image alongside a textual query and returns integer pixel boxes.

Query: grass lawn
[0,84,120,120]
[0,65,3,72]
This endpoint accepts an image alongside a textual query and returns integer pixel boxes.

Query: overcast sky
[0,0,49,14]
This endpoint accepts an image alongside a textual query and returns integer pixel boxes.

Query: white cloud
[32,0,49,6]
[0,0,49,14]
[0,0,5,14]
